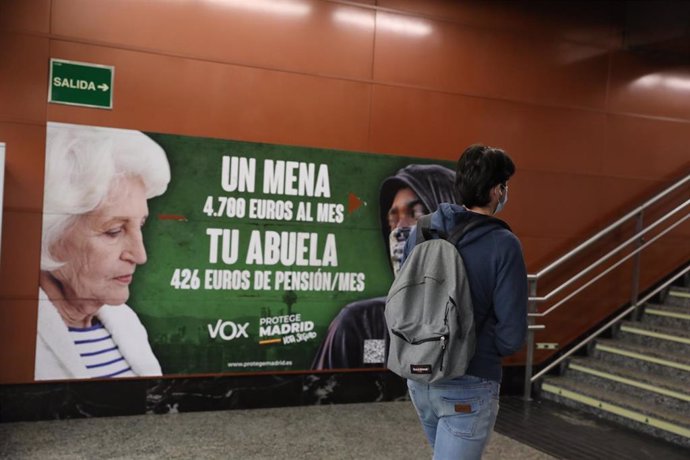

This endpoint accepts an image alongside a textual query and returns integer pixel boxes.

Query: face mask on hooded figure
[389,226,411,277]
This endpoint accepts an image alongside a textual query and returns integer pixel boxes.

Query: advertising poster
[35,122,454,380]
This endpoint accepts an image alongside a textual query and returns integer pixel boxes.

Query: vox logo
[208,320,250,341]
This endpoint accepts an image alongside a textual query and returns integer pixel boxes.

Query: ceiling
[623,0,690,59]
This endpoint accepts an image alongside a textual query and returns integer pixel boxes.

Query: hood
[431,203,511,247]
[379,163,457,258]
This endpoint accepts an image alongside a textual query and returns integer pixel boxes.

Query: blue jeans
[407,375,500,460]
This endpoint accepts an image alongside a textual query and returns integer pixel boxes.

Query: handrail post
[631,211,644,320]
[523,278,538,401]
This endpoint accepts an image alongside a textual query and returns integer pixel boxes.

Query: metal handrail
[529,198,690,304]
[527,173,690,281]
[530,205,690,317]
[529,263,690,384]
[523,172,690,400]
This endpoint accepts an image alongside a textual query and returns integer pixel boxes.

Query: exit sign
[48,59,114,109]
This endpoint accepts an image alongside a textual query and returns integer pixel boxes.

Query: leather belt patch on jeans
[454,403,473,413]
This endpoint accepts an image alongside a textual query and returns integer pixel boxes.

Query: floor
[1,397,687,459]
[0,401,550,460]
[495,397,689,460]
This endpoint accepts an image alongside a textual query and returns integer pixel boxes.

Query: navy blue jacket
[402,203,528,382]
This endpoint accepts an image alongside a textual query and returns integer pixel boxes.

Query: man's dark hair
[455,144,515,208]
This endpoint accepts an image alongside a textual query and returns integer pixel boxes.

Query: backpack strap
[415,214,445,244]
[446,214,511,246]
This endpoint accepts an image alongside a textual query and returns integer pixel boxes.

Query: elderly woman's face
[51,176,149,308]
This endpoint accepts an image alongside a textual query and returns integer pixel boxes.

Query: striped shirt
[69,322,135,378]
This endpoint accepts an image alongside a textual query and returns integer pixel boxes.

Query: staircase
[539,278,690,448]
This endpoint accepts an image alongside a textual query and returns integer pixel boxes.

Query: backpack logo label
[410,364,432,374]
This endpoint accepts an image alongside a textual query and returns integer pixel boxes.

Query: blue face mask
[494,185,508,215]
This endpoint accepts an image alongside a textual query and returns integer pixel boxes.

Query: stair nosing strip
[645,308,690,321]
[595,343,690,371]
[669,291,690,299]
[568,363,690,403]
[541,382,690,439]
[620,325,690,345]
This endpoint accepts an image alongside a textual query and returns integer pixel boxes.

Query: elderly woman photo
[35,122,170,380]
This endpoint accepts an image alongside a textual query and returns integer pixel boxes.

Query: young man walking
[402,144,528,459]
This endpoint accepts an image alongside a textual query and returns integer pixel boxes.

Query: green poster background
[132,132,452,375]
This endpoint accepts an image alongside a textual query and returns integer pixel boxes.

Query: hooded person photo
[312,164,457,370]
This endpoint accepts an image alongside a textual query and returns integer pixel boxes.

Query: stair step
[645,304,690,318]
[540,377,690,447]
[569,357,690,401]
[667,287,690,308]
[567,357,690,414]
[594,339,690,383]
[643,304,690,328]
[618,320,690,354]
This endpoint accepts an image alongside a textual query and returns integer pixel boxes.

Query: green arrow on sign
[48,59,114,109]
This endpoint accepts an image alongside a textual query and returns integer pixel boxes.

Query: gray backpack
[385,213,506,383]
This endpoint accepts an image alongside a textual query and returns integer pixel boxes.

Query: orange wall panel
[46,41,372,151]
[520,236,582,273]
[608,51,690,121]
[0,31,49,124]
[0,211,42,299]
[0,122,45,211]
[368,84,474,160]
[373,10,610,109]
[604,115,690,180]
[0,0,51,34]
[496,172,661,240]
[368,84,607,175]
[378,0,621,47]
[0,300,38,384]
[51,0,376,80]
[640,237,690,278]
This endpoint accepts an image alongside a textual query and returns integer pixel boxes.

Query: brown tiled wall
[1,0,689,383]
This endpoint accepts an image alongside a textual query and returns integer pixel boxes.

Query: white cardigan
[35,288,162,380]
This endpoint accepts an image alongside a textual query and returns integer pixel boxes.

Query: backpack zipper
[390,330,449,371]
[440,298,451,371]
[440,336,446,371]
[391,330,444,344]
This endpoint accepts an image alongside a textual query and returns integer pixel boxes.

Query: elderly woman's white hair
[41,122,171,271]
